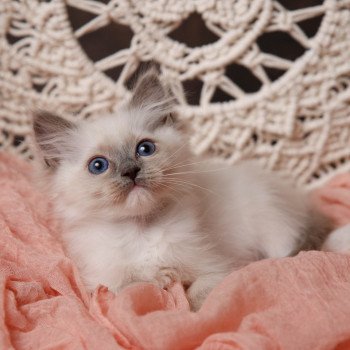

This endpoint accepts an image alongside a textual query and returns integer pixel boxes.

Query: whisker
[157,182,184,196]
[164,178,221,198]
[162,180,192,195]
[145,159,212,177]
[146,176,188,198]
[159,159,207,173]
[151,142,190,173]
[161,167,230,177]
[156,183,186,206]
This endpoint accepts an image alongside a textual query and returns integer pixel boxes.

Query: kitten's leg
[119,266,181,290]
[260,223,301,259]
[154,267,182,289]
[322,224,350,253]
[256,213,327,258]
[187,272,228,311]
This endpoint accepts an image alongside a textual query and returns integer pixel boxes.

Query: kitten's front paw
[186,273,227,311]
[322,224,350,253]
[154,267,181,289]
[187,290,207,312]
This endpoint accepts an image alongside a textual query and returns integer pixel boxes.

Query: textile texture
[1,0,350,188]
[2,153,350,349]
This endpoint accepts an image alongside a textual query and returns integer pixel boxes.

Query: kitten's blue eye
[88,157,109,175]
[136,140,156,157]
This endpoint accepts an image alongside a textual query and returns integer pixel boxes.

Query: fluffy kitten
[32,70,331,310]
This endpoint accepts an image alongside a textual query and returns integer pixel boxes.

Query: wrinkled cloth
[2,153,350,350]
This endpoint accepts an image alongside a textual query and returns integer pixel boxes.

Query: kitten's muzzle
[121,166,141,182]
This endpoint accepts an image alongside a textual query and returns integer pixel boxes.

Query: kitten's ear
[32,110,75,169]
[129,69,177,128]
[130,69,169,109]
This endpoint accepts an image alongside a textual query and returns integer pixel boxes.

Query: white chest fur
[62,207,204,291]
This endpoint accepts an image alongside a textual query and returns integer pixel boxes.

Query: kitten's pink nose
[121,166,140,181]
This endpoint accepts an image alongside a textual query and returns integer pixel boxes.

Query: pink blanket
[2,153,350,350]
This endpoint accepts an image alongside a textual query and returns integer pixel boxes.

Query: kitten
[32,70,332,310]
[322,224,350,253]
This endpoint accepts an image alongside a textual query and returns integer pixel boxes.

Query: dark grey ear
[32,110,75,168]
[130,69,168,108]
[129,70,177,129]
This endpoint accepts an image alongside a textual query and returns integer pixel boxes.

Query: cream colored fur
[32,71,330,310]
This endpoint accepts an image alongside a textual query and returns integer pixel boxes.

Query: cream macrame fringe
[1,0,350,188]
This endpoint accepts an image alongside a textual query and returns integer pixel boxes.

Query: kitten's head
[32,70,192,222]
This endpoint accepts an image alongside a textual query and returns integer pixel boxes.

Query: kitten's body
[32,71,331,310]
[61,160,320,308]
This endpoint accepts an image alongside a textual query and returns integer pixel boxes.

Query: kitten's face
[56,113,190,220]
[33,71,192,221]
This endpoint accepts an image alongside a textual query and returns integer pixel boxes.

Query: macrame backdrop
[1,0,350,188]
